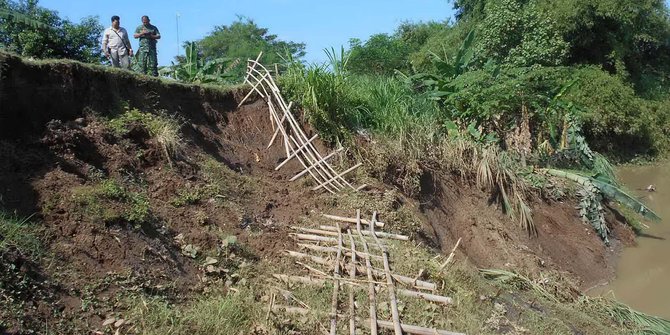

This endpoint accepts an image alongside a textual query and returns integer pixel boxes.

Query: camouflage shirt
[135,24,160,50]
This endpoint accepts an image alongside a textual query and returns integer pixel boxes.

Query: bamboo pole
[285,250,331,267]
[297,243,384,260]
[273,274,325,285]
[397,289,453,305]
[290,226,340,237]
[238,72,269,107]
[330,223,343,335]
[368,320,465,335]
[370,212,402,335]
[265,102,337,194]
[242,52,263,84]
[267,102,292,148]
[288,135,341,193]
[264,77,353,191]
[290,148,342,181]
[290,233,338,243]
[348,230,357,335]
[275,134,319,170]
[319,225,409,241]
[272,306,465,335]
[356,210,378,335]
[313,163,362,191]
[323,214,385,228]
[440,237,462,270]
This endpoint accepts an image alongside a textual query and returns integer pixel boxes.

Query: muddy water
[595,162,670,318]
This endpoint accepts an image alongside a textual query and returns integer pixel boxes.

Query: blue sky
[40,0,455,66]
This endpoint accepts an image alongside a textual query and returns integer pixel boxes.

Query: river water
[594,162,670,319]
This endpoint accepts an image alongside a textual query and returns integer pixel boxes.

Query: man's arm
[151,26,161,40]
[133,26,143,39]
[101,30,110,57]
[122,29,133,56]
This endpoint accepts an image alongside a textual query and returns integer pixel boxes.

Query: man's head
[111,15,120,29]
[141,15,150,26]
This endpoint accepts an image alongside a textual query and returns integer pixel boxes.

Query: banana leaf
[544,169,661,222]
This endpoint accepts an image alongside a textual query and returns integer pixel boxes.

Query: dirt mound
[416,172,635,289]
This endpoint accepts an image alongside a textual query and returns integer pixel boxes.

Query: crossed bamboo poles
[273,211,465,335]
[239,52,365,194]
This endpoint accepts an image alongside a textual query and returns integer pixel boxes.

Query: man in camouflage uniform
[133,15,161,76]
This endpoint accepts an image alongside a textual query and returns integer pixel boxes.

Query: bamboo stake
[242,52,263,84]
[267,109,287,148]
[323,214,385,228]
[319,225,409,241]
[266,100,292,158]
[290,226,340,237]
[397,289,453,305]
[266,102,337,194]
[273,274,325,285]
[440,237,462,271]
[297,243,383,260]
[330,223,343,335]
[265,79,352,191]
[290,233,338,243]
[272,307,465,335]
[275,134,319,170]
[313,163,362,191]
[356,210,378,335]
[238,72,269,107]
[288,135,341,193]
[285,250,331,267]
[296,261,329,277]
[288,135,343,192]
[370,212,402,335]
[348,230,357,335]
[368,320,465,335]
[290,148,342,181]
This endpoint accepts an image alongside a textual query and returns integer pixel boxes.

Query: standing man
[133,15,161,76]
[102,16,133,69]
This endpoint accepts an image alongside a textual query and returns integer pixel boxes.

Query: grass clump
[71,179,151,224]
[107,108,185,163]
[124,289,262,335]
[0,211,41,258]
[170,188,204,207]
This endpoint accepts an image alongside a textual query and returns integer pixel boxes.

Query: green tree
[0,0,103,63]
[347,34,411,76]
[197,17,305,79]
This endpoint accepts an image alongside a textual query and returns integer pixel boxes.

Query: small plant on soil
[0,210,41,258]
[107,108,185,163]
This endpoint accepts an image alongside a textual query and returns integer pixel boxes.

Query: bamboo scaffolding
[267,102,292,148]
[356,210,378,335]
[313,163,362,191]
[276,134,319,170]
[238,72,269,107]
[290,226,340,237]
[289,148,342,182]
[319,225,409,241]
[323,214,385,228]
[285,250,331,267]
[288,135,345,191]
[245,57,363,193]
[290,233,338,243]
[296,261,328,277]
[370,212,402,335]
[329,224,343,335]
[347,230,357,335]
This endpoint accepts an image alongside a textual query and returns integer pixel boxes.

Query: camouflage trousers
[134,48,158,76]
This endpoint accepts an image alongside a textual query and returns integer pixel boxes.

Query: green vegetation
[159,42,240,85]
[0,210,41,257]
[71,179,151,225]
[0,0,103,62]
[107,108,185,163]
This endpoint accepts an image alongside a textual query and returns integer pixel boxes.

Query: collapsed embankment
[0,52,637,333]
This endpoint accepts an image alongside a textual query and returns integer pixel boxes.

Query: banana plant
[160,42,239,84]
[543,168,661,244]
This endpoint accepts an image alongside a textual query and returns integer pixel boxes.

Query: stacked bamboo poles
[240,54,364,194]
[275,210,462,335]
